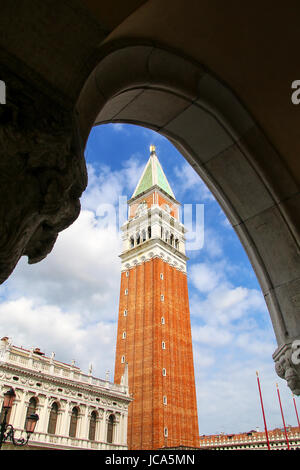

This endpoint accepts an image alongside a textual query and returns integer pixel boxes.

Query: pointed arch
[76,42,300,393]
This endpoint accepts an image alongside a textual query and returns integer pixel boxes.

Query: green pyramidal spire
[132,145,175,199]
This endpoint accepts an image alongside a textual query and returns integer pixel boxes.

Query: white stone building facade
[0,337,131,450]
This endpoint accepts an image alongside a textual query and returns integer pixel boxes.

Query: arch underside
[76,43,300,393]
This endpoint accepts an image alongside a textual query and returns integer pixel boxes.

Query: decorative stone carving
[273,338,300,395]
[0,68,87,284]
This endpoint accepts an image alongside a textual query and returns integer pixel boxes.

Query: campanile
[114,146,199,450]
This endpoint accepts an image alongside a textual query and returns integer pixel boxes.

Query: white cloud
[173,162,214,201]
[0,297,117,377]
[82,157,144,213]
[202,228,223,258]
[191,283,266,328]
[189,259,266,327]
[189,262,222,293]
[5,210,121,322]
[235,332,275,357]
[112,123,126,132]
[192,324,233,347]
[193,345,215,369]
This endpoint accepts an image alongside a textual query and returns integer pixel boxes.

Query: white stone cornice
[120,238,187,273]
[0,363,131,407]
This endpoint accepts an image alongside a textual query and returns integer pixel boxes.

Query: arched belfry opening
[76,43,300,395]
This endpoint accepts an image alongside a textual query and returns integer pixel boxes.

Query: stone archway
[76,42,300,394]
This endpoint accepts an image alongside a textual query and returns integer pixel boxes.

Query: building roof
[199,425,300,447]
[131,145,175,199]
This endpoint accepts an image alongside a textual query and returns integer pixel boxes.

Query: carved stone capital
[0,68,87,284]
[273,338,300,395]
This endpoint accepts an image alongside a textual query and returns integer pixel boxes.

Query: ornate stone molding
[122,254,186,273]
[273,338,300,395]
[0,68,87,284]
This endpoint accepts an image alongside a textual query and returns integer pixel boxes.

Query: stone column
[18,391,31,430]
[98,409,106,443]
[60,400,71,437]
[79,405,89,440]
[95,412,102,444]
[120,412,128,447]
[11,389,25,428]
[34,395,46,433]
[37,396,50,434]
[114,413,120,444]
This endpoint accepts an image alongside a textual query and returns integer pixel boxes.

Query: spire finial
[150,144,156,155]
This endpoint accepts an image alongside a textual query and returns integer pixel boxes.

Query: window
[125,289,128,295]
[163,396,167,405]
[160,273,164,280]
[161,316,165,325]
[162,341,166,350]
[160,294,164,301]
[48,402,59,435]
[122,331,126,339]
[162,368,166,376]
[69,407,79,438]
[107,414,115,444]
[89,411,97,441]
[130,236,134,248]
[148,226,151,239]
[25,397,37,428]
[121,355,125,363]
[126,271,129,277]
[164,427,168,437]
[123,309,128,316]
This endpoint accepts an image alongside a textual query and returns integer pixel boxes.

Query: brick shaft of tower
[114,146,199,450]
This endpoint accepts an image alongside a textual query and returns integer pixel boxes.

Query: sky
[1,122,299,436]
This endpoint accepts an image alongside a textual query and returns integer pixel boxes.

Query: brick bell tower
[114,145,199,450]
